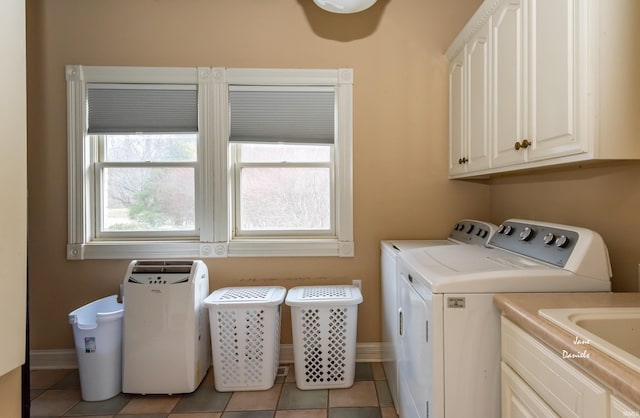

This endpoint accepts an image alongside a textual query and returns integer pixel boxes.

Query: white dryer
[381,219,497,412]
[396,219,612,418]
[122,260,210,394]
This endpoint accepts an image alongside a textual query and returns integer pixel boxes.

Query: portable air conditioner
[122,260,210,394]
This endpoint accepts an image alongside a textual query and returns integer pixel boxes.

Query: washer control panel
[489,221,579,267]
[449,220,497,245]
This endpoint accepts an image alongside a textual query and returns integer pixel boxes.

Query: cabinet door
[491,0,527,168]
[0,0,27,378]
[466,20,492,173]
[526,0,586,161]
[502,362,560,418]
[610,395,640,418]
[449,49,466,176]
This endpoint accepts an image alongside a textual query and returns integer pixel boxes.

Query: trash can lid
[285,285,363,307]
[204,286,286,308]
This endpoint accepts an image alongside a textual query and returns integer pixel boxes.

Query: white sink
[539,307,640,374]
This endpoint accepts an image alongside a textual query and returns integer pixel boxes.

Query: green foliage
[129,179,170,229]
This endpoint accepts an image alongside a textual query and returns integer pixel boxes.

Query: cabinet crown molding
[445,0,503,59]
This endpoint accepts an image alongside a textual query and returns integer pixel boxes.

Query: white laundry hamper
[286,285,363,390]
[68,295,124,401]
[204,286,286,392]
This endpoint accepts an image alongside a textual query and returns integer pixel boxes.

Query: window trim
[66,66,354,259]
[223,68,353,257]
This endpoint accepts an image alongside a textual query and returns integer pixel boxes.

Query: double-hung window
[66,66,353,259]
[89,84,199,239]
[95,133,198,237]
[229,86,335,238]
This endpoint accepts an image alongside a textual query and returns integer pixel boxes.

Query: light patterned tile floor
[29,363,398,418]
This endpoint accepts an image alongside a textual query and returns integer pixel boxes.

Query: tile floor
[30,363,398,418]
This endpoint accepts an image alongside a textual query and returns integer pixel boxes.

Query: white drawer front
[502,361,560,418]
[501,317,608,418]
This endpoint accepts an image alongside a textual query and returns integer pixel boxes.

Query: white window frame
[66,66,354,259]
[232,145,336,238]
[93,134,200,240]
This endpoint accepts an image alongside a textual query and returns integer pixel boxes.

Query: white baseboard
[30,342,383,370]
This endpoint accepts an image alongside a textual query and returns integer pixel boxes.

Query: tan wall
[490,162,640,292]
[27,0,489,349]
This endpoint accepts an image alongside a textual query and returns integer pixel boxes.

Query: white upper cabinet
[491,0,526,168]
[446,0,640,178]
[449,48,466,176]
[466,21,492,172]
[449,21,492,175]
[525,0,586,161]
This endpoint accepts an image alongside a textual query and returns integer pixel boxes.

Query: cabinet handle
[399,309,403,336]
[514,139,532,151]
[458,157,469,164]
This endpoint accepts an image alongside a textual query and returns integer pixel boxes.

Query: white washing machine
[395,219,612,418]
[381,219,497,412]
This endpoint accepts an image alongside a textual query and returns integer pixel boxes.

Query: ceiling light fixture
[313,0,377,14]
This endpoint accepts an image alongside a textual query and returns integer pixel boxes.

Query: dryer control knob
[503,225,514,235]
[543,232,555,245]
[519,227,534,241]
[555,235,569,248]
[466,224,475,234]
[497,225,505,234]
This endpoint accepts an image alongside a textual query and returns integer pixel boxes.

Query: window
[97,134,198,237]
[233,143,334,236]
[66,66,353,259]
[229,86,336,238]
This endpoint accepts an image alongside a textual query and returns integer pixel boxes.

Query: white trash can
[204,286,286,392]
[68,295,124,401]
[286,285,363,390]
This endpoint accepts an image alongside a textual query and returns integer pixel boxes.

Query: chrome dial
[519,227,534,241]
[555,235,569,247]
[543,232,555,245]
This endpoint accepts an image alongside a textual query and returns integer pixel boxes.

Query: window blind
[229,86,335,144]
[87,84,198,134]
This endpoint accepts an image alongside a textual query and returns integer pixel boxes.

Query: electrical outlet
[352,279,362,290]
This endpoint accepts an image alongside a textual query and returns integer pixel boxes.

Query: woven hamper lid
[204,286,286,308]
[285,285,363,307]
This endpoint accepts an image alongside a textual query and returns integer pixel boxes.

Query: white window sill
[66,239,354,260]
